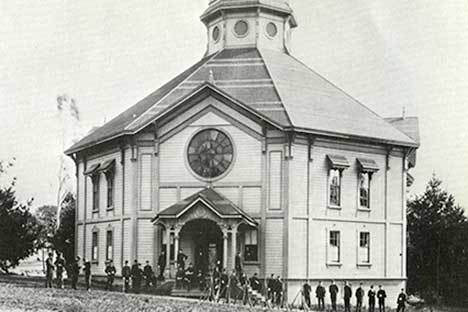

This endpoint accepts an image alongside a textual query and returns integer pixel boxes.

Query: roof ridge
[257,48,294,127]
[124,51,221,131]
[276,51,416,145]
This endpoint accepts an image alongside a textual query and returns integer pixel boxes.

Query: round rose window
[234,20,249,37]
[187,129,234,179]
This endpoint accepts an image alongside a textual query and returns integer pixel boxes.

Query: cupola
[201,0,298,55]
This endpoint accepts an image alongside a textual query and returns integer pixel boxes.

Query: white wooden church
[66,0,419,302]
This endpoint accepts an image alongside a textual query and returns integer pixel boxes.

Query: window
[328,231,341,263]
[92,174,100,212]
[161,231,175,261]
[359,172,371,208]
[106,172,114,209]
[244,230,258,262]
[106,230,113,260]
[329,169,341,206]
[359,232,370,264]
[234,20,249,37]
[92,231,98,262]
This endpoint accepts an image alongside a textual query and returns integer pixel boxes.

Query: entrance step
[171,288,205,299]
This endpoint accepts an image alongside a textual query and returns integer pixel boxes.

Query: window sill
[327,205,342,210]
[92,210,99,214]
[244,261,259,265]
[357,207,371,212]
[106,206,114,211]
[91,260,98,265]
[357,263,372,267]
[326,262,343,267]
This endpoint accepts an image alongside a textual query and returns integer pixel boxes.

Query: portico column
[231,228,237,271]
[223,230,228,269]
[174,231,180,268]
[165,229,171,277]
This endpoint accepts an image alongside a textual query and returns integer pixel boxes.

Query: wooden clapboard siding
[77,224,84,258]
[288,219,307,278]
[388,224,403,277]
[289,145,308,217]
[268,151,282,210]
[388,155,404,221]
[265,219,283,275]
[137,220,154,264]
[214,186,239,205]
[180,187,204,200]
[111,224,122,270]
[159,188,178,211]
[77,161,85,221]
[140,154,153,211]
[124,148,133,216]
[122,220,132,263]
[242,186,261,214]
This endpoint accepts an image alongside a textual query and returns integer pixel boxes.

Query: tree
[407,175,468,305]
[0,178,42,273]
[35,205,57,248]
[52,192,75,266]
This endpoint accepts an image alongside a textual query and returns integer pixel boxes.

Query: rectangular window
[329,230,341,263]
[92,175,100,212]
[359,172,371,208]
[106,230,113,260]
[92,231,98,262]
[106,173,114,209]
[359,232,370,263]
[244,230,258,262]
[329,169,341,207]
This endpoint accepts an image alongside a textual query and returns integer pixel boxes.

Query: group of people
[45,252,90,290]
[303,281,408,312]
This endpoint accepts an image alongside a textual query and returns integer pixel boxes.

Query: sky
[0,0,467,209]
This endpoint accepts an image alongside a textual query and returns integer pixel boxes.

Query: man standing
[396,288,407,312]
[234,252,243,276]
[267,274,275,301]
[157,251,166,280]
[303,280,311,309]
[45,253,54,288]
[249,272,261,291]
[329,280,339,312]
[274,275,283,306]
[344,281,352,312]
[368,285,376,312]
[355,283,364,312]
[315,281,326,310]
[54,253,65,289]
[177,249,187,270]
[131,260,142,293]
[71,256,81,290]
[122,260,131,292]
[83,258,91,291]
[105,260,116,291]
[143,260,154,289]
[377,285,387,312]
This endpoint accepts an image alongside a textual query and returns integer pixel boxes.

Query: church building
[66,0,419,302]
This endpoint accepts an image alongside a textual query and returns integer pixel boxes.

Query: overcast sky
[1,0,467,209]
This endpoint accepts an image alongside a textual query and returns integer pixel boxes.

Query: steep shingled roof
[66,48,418,154]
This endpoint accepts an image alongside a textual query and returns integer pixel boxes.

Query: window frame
[105,171,115,210]
[327,230,342,266]
[91,230,99,264]
[357,231,371,266]
[358,172,372,210]
[328,168,342,208]
[243,229,258,263]
[106,229,114,261]
[92,174,100,213]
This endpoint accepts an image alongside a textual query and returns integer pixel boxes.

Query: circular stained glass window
[234,20,249,37]
[212,26,220,42]
[266,22,278,38]
[187,129,234,179]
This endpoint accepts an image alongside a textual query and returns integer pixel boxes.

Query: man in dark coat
[234,252,243,276]
[177,249,187,270]
[344,281,352,312]
[355,283,365,312]
[143,260,154,289]
[303,280,311,309]
[83,258,91,291]
[54,253,65,289]
[368,285,376,312]
[131,260,142,293]
[122,260,131,292]
[185,263,194,291]
[105,260,117,291]
[267,274,275,301]
[329,280,339,312]
[45,253,54,288]
[249,272,261,291]
[158,251,166,280]
[315,281,326,310]
[70,256,81,290]
[274,276,283,306]
[396,288,407,312]
[377,285,387,312]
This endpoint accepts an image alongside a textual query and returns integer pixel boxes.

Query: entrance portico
[152,188,257,277]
